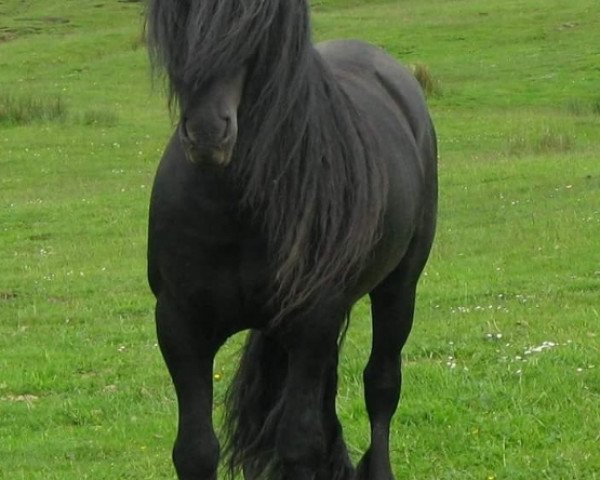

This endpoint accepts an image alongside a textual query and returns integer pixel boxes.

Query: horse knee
[363,358,402,414]
[172,432,219,480]
[364,354,401,386]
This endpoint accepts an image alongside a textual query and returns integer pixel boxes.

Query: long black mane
[146,0,388,319]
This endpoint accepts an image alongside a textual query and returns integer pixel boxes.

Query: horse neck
[236,45,341,170]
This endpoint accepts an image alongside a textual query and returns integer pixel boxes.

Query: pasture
[1,0,598,478]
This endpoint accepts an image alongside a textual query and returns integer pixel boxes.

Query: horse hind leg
[155,294,223,480]
[356,272,418,480]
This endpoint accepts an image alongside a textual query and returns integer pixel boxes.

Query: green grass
[0,94,67,125]
[1,0,599,478]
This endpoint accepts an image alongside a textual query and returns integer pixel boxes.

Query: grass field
[1,0,599,478]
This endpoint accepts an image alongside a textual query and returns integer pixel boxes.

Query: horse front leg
[275,313,344,480]
[155,293,223,480]
[316,352,354,480]
[356,283,416,480]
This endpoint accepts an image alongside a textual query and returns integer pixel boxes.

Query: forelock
[147,0,285,98]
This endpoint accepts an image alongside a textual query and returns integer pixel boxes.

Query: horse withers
[145,1,437,479]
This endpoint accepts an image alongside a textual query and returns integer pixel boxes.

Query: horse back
[317,39,435,173]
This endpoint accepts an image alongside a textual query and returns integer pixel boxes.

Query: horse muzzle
[178,123,234,167]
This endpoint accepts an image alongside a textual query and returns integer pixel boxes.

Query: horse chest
[148,145,273,321]
[149,200,271,326]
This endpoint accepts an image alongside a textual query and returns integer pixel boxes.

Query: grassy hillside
[1,0,599,479]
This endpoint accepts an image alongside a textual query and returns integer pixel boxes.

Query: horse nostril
[221,116,232,141]
[180,118,192,141]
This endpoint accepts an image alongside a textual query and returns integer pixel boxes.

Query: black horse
[145,1,437,479]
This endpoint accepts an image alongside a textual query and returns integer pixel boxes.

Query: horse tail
[223,331,288,479]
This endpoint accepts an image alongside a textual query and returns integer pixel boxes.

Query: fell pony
[145,1,437,479]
